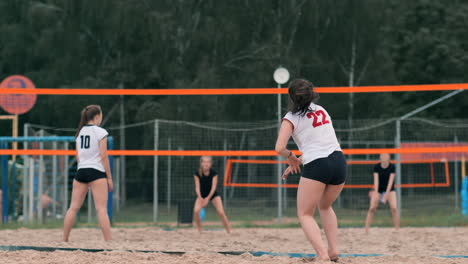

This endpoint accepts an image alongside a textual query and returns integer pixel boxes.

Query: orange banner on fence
[0,146,467,156]
[223,159,451,189]
[401,143,468,161]
[0,83,466,95]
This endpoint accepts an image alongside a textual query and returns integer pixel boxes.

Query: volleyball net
[0,84,467,225]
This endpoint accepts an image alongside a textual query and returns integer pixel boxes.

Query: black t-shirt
[194,169,218,198]
[373,163,396,193]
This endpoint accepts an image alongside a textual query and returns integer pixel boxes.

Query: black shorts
[378,188,395,194]
[302,151,347,185]
[75,168,107,183]
[201,192,220,201]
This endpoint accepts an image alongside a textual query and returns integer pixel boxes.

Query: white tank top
[283,103,341,165]
[76,125,109,172]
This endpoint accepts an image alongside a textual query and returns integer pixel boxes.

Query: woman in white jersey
[63,105,113,241]
[276,79,346,261]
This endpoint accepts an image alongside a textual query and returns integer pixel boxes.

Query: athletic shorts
[75,168,107,183]
[302,151,347,185]
[201,192,220,201]
[378,188,395,194]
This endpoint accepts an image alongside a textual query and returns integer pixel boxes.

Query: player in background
[63,105,113,241]
[276,79,346,261]
[365,153,400,233]
[193,156,231,233]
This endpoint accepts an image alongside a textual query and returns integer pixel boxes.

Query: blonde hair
[198,156,213,176]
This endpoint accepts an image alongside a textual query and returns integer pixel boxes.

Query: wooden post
[0,115,18,161]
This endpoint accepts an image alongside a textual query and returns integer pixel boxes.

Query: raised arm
[99,137,113,191]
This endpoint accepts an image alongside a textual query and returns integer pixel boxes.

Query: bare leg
[63,180,89,242]
[193,198,204,233]
[297,177,329,260]
[90,178,112,241]
[365,191,381,233]
[211,196,231,233]
[387,191,400,230]
[318,184,344,261]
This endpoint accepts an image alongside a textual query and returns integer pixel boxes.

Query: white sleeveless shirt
[76,125,109,172]
[283,103,341,165]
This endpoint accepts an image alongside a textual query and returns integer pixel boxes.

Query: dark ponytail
[287,79,320,116]
[76,105,102,137]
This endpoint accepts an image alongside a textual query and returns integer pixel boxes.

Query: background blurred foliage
[0,0,467,130]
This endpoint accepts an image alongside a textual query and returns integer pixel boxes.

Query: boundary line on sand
[0,246,466,258]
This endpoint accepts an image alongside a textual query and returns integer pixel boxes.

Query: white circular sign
[273,67,290,84]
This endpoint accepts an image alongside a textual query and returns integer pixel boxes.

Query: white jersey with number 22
[282,103,341,165]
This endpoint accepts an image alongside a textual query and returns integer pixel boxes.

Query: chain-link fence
[7,118,467,226]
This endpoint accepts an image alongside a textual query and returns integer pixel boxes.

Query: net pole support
[63,143,69,218]
[223,139,228,209]
[22,123,28,221]
[167,137,172,211]
[108,137,114,221]
[52,141,57,217]
[277,82,283,223]
[153,120,159,223]
[37,130,44,223]
[1,141,9,223]
[395,120,402,214]
[454,136,459,210]
[28,158,34,223]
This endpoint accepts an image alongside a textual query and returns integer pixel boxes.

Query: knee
[95,206,108,215]
[194,208,201,215]
[297,208,315,219]
[216,209,225,217]
[319,203,331,211]
[68,206,80,214]
[390,207,398,214]
[368,207,377,213]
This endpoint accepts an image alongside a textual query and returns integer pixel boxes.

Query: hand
[201,198,209,207]
[282,166,293,180]
[107,178,114,192]
[287,153,301,174]
[382,193,388,204]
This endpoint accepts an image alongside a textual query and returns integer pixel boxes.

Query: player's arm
[275,120,301,173]
[75,142,80,164]
[373,172,379,192]
[205,175,218,201]
[194,176,202,199]
[386,173,396,193]
[275,120,293,158]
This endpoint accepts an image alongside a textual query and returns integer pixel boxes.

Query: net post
[454,135,459,210]
[1,141,9,223]
[277,83,283,223]
[108,136,114,221]
[395,120,402,214]
[223,139,228,209]
[153,120,159,223]
[37,130,44,223]
[87,190,93,223]
[52,141,57,217]
[167,137,172,211]
[22,123,28,221]
[114,157,120,213]
[28,157,34,223]
[63,143,69,218]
